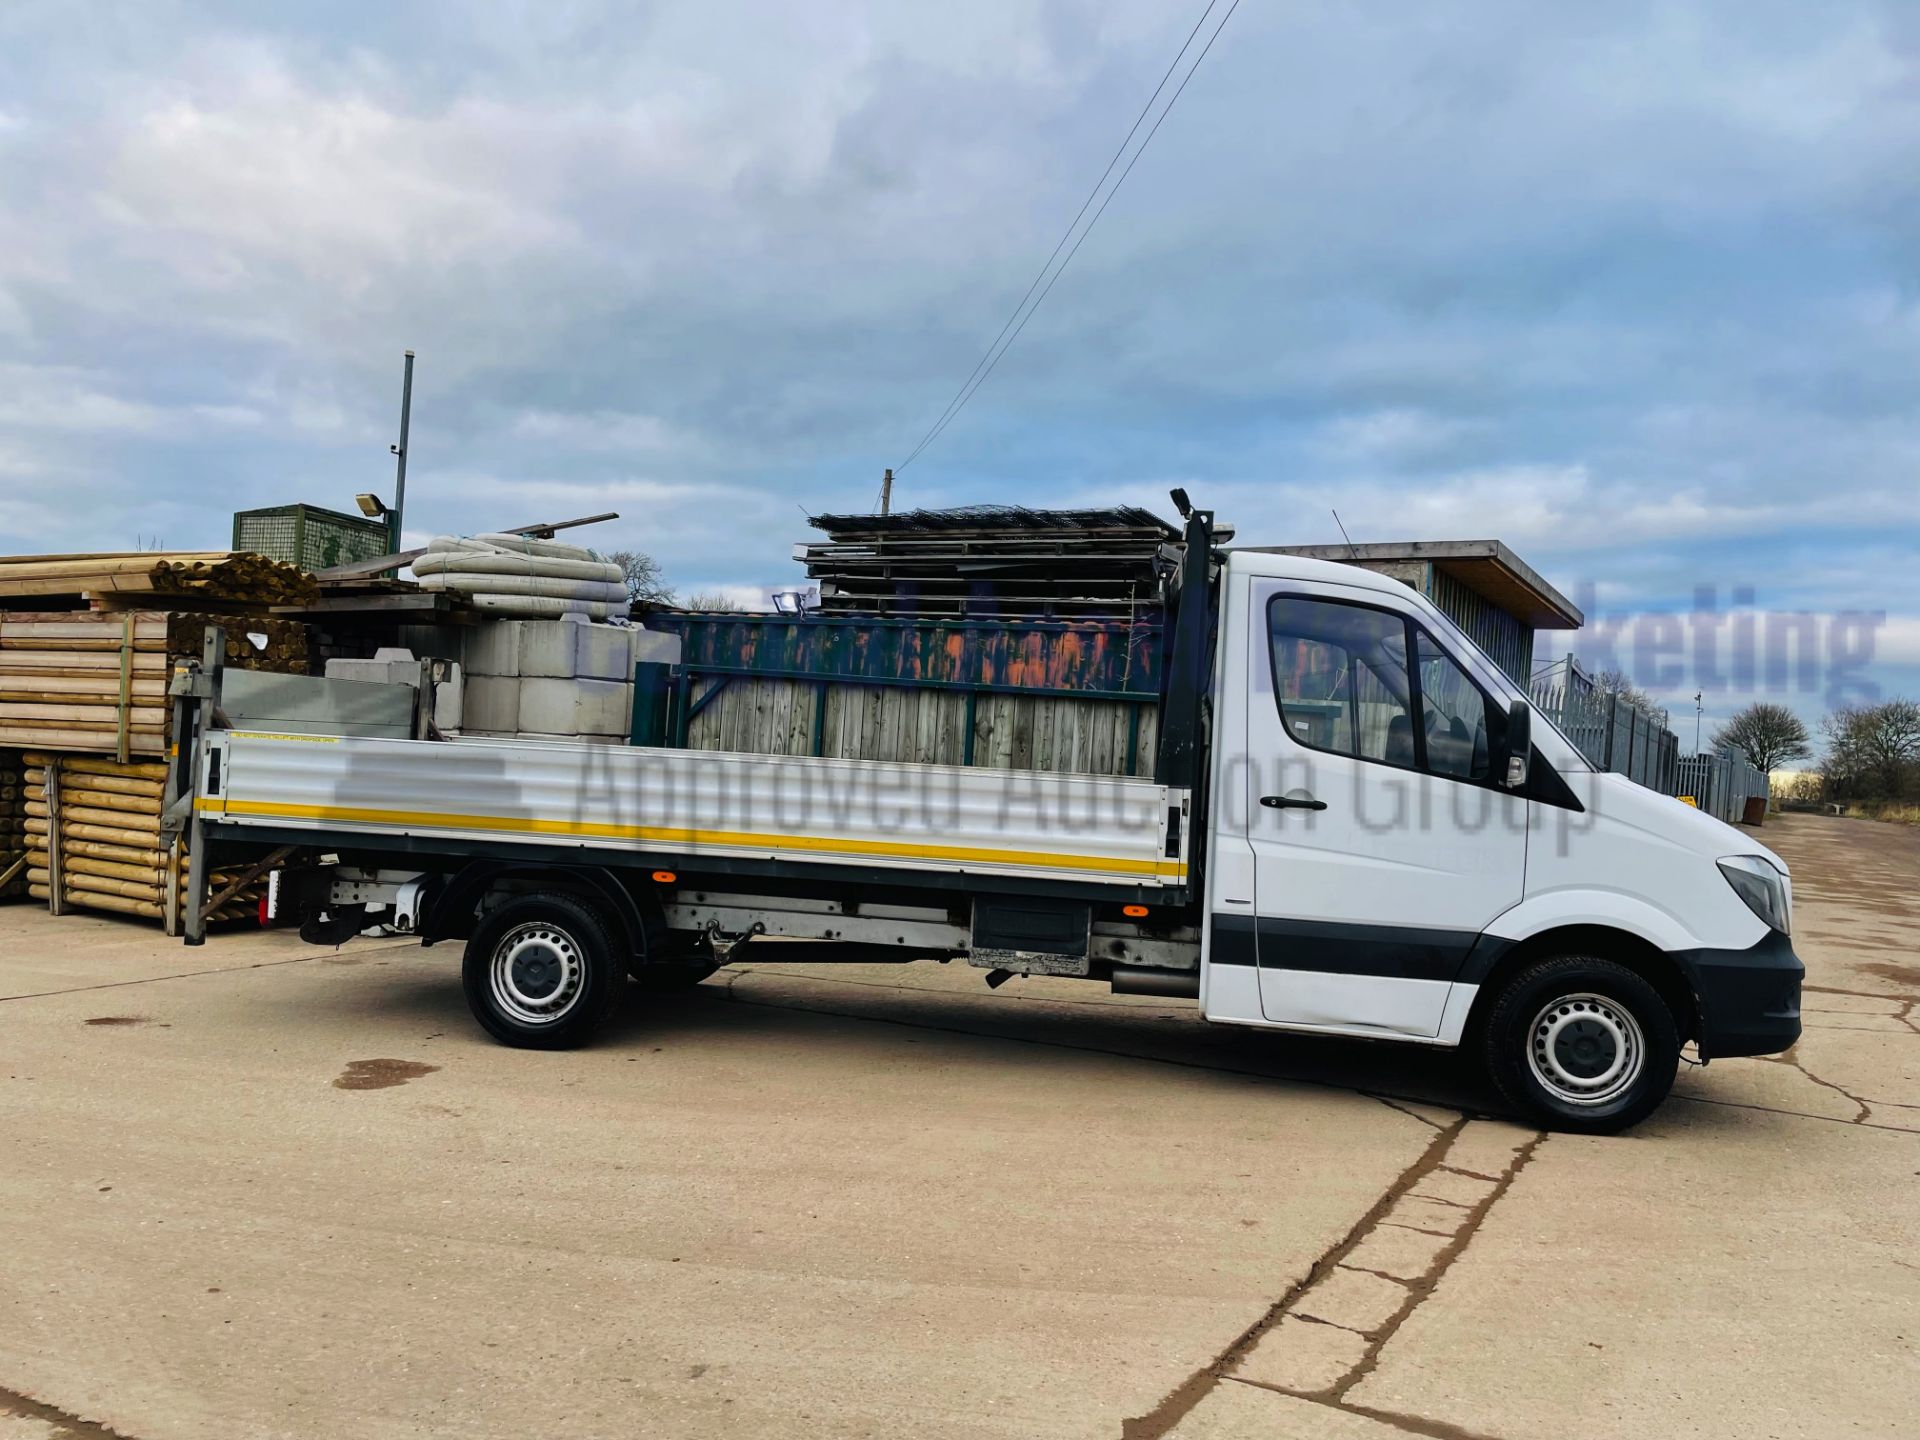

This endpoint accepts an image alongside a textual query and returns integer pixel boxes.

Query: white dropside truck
[174,500,1801,1133]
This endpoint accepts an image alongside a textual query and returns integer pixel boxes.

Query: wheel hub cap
[1526,993,1644,1107]
[490,924,585,1025]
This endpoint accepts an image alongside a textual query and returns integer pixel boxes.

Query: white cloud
[0,366,264,435]
[1313,408,1486,464]
[0,0,1914,667]
[508,409,700,455]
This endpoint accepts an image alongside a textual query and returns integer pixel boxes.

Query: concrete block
[324,651,424,688]
[432,667,464,732]
[516,677,632,736]
[461,675,522,733]
[630,628,682,665]
[461,620,523,677]
[516,617,634,681]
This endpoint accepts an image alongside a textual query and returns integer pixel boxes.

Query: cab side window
[1414,629,1497,781]
[1267,597,1415,767]
[1268,596,1501,784]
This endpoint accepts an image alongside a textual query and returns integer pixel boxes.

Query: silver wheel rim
[489,923,586,1026]
[1526,992,1644,1107]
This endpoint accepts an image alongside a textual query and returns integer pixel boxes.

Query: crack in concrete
[1290,1312,1374,1337]
[1673,1091,1919,1134]
[0,1383,135,1438]
[1755,1044,1874,1124]
[1803,983,1908,1002]
[1373,1095,1450,1130]
[1337,1261,1417,1288]
[0,950,386,1004]
[1326,1135,1545,1405]
[1117,1117,1468,1439]
[1222,1376,1514,1440]
[1404,1191,1476,1210]
[1119,1122,1545,1439]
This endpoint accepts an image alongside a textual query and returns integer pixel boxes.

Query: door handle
[1261,794,1327,811]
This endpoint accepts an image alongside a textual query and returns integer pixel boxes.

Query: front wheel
[1481,955,1679,1134]
[462,892,625,1049]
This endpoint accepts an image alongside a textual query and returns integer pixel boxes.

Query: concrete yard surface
[2,813,1917,1438]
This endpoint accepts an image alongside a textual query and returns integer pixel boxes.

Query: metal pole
[390,349,415,553]
[879,468,892,516]
[1694,691,1703,753]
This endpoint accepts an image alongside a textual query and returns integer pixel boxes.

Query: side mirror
[1504,699,1532,788]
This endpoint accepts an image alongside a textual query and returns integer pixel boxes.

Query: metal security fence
[1530,655,1770,821]
[1530,658,1679,793]
[1675,753,1771,824]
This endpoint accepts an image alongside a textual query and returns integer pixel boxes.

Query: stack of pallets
[798,506,1179,621]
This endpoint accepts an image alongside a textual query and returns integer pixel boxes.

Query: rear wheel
[462,891,624,1049]
[1481,955,1679,1134]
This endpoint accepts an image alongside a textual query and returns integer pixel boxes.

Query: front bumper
[1679,929,1804,1059]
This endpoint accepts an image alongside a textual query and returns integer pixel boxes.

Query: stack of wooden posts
[0,749,24,899]
[0,552,316,607]
[0,611,309,756]
[21,753,263,925]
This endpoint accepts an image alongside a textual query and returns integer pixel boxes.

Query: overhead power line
[895,0,1246,474]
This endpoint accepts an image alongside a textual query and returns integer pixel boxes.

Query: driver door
[1246,581,1528,1038]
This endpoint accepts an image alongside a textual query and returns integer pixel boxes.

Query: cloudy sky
[2,1,1916,739]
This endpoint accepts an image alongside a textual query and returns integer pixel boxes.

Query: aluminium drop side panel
[198,731,1188,890]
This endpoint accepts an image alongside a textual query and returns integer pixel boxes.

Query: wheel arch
[421,861,662,958]
[1465,924,1700,1046]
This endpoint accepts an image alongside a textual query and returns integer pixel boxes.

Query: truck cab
[1199,550,1801,1128]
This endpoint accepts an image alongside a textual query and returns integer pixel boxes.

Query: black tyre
[462,891,625,1049]
[623,929,718,993]
[1481,955,1679,1134]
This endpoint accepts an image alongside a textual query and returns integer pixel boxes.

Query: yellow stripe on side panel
[198,797,1187,880]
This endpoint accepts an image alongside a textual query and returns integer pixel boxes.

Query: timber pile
[0,612,308,756]
[0,749,23,899]
[21,753,264,926]
[0,552,316,607]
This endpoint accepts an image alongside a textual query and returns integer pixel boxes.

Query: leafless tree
[604,549,675,607]
[1589,667,1667,723]
[1821,700,1920,800]
[1711,703,1811,774]
[683,590,749,612]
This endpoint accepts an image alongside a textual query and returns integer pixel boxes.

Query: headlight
[1718,855,1791,935]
